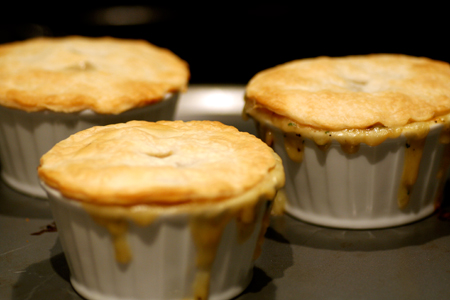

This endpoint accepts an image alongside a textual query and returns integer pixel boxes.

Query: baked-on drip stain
[283,133,304,163]
[253,200,274,260]
[190,212,231,300]
[435,123,450,209]
[30,222,57,236]
[270,189,287,216]
[397,137,427,208]
[90,216,131,264]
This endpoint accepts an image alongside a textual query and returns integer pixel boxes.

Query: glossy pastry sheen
[0,36,189,113]
[245,54,450,131]
[38,120,282,205]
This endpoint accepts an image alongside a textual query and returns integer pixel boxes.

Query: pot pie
[0,36,189,198]
[38,120,285,300]
[244,54,450,229]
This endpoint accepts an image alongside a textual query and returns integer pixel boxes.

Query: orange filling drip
[80,169,283,300]
[245,101,450,211]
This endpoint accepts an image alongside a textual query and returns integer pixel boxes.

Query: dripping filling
[244,99,450,210]
[59,159,284,300]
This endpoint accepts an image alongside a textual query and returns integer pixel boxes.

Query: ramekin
[260,121,449,229]
[0,93,178,198]
[41,179,275,300]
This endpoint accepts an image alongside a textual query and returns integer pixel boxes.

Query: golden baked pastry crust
[245,54,450,131]
[38,120,282,205]
[0,36,189,113]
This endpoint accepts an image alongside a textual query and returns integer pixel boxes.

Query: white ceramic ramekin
[266,122,449,229]
[41,180,274,300]
[0,93,178,198]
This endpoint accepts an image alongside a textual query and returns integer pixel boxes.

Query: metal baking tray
[1,85,449,300]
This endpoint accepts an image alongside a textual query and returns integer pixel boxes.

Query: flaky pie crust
[245,54,450,131]
[38,120,283,205]
[0,36,189,113]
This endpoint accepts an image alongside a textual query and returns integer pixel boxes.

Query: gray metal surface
[1,85,450,300]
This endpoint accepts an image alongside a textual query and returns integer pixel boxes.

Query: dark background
[1,2,448,84]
